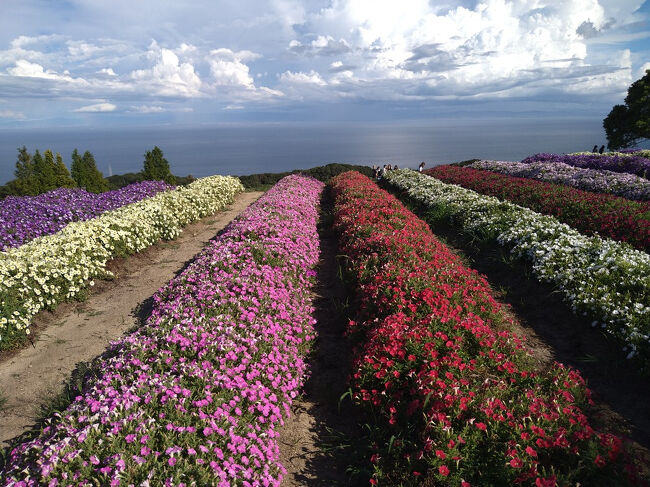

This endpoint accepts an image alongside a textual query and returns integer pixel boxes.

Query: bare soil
[0,191,263,448]
[279,195,367,487]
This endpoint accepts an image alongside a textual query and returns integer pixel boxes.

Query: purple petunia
[0,181,173,251]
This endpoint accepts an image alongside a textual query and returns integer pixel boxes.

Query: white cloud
[280,69,327,86]
[8,59,66,80]
[130,104,164,113]
[207,48,259,88]
[97,67,117,76]
[638,62,650,78]
[74,102,116,112]
[130,41,202,97]
[0,110,26,119]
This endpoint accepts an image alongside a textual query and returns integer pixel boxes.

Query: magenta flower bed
[1,175,323,486]
[0,181,174,251]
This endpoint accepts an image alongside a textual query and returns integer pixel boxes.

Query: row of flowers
[426,165,650,251]
[521,153,650,179]
[0,182,174,251]
[2,174,324,486]
[331,171,640,485]
[469,159,650,201]
[383,169,650,369]
[0,176,244,345]
[571,150,650,159]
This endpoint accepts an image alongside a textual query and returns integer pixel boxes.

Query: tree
[33,149,56,193]
[604,69,650,150]
[11,146,39,195]
[71,149,108,193]
[142,146,176,184]
[53,152,76,188]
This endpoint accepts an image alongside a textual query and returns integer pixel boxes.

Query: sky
[0,0,649,128]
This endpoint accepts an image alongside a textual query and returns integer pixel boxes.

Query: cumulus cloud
[130,41,202,97]
[288,35,351,56]
[97,67,117,76]
[74,102,116,112]
[280,69,327,86]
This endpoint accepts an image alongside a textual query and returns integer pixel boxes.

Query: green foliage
[52,152,76,188]
[604,69,650,149]
[105,172,145,190]
[142,146,176,184]
[33,150,56,193]
[239,163,374,190]
[9,146,39,196]
[71,149,108,193]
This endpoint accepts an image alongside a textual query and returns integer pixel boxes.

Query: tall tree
[53,152,76,188]
[142,146,176,185]
[71,149,107,193]
[33,150,56,193]
[11,146,38,195]
[604,69,650,150]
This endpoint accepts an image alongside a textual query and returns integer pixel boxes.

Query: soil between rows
[0,191,263,448]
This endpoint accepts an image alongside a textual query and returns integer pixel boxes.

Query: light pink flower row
[2,174,324,487]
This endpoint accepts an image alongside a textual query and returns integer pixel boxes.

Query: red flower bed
[426,165,650,251]
[330,171,643,486]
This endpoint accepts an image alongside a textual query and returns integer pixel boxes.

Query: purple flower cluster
[470,160,650,201]
[1,175,323,486]
[522,153,650,179]
[0,181,173,251]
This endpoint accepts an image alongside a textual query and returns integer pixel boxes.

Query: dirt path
[0,191,263,448]
[278,194,366,487]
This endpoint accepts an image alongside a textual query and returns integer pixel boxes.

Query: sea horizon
[1,117,644,185]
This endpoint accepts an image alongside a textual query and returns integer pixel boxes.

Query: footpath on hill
[0,191,263,448]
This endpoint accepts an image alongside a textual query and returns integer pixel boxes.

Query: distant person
[599,145,605,154]
[394,164,399,170]
[592,145,598,152]
[418,162,425,172]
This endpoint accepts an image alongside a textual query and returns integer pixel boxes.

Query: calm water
[0,119,620,184]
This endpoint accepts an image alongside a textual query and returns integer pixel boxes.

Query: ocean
[0,118,623,185]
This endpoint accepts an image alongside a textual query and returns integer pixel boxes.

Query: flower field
[383,169,650,368]
[522,153,650,179]
[0,176,243,346]
[331,171,639,485]
[469,159,650,201]
[2,174,323,486]
[0,181,174,251]
[426,165,650,251]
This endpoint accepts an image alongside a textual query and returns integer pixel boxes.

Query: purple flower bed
[0,181,174,251]
[470,160,650,201]
[522,153,650,179]
[1,175,323,486]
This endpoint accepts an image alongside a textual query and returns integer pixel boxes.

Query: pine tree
[12,146,39,195]
[71,149,108,193]
[82,151,108,193]
[142,146,176,185]
[70,149,83,186]
[33,150,56,194]
[53,152,76,188]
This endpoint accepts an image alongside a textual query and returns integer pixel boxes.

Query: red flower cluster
[427,165,650,251]
[330,171,642,486]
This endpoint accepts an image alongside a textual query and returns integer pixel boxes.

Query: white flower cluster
[385,169,650,364]
[0,176,244,341]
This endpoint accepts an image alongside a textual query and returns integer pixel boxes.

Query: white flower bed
[385,169,650,365]
[0,176,244,342]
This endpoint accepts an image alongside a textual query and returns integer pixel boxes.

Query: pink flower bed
[2,175,323,486]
